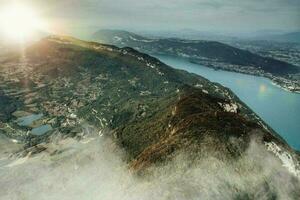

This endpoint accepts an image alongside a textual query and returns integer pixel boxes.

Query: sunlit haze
[0,3,47,42]
[1,0,299,39]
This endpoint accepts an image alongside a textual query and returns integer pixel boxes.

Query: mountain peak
[0,36,299,197]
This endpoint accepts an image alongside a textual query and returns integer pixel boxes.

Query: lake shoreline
[188,58,300,94]
[154,54,300,151]
[152,53,300,93]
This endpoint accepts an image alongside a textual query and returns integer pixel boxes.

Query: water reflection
[259,84,267,94]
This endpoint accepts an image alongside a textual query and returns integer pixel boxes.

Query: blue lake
[31,125,52,136]
[155,55,300,150]
[17,114,43,126]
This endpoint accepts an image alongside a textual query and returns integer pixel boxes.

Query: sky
[0,0,299,37]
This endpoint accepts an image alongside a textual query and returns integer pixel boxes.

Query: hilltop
[0,36,299,198]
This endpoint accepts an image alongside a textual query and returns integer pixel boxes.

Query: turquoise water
[31,125,52,136]
[17,114,43,126]
[155,55,300,150]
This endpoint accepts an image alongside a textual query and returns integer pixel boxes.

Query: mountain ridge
[92,30,299,74]
[92,29,300,92]
[0,36,299,195]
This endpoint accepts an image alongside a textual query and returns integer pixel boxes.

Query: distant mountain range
[252,32,300,44]
[92,30,299,76]
[92,29,300,92]
[137,29,239,41]
[138,29,300,44]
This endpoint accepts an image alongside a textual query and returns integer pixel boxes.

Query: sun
[0,4,47,42]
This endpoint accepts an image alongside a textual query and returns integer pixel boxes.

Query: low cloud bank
[0,132,299,200]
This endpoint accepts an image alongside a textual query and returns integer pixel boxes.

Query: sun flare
[0,4,47,42]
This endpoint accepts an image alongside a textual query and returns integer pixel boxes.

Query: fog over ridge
[0,129,299,200]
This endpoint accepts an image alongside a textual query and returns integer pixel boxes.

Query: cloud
[0,130,299,199]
